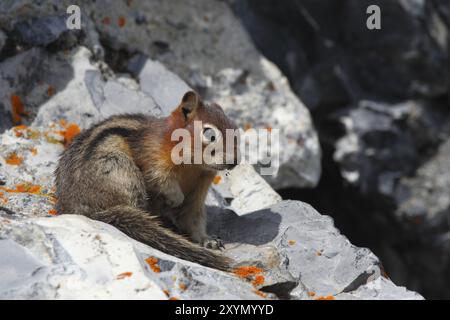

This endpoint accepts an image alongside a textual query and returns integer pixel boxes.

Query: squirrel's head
[168,91,240,172]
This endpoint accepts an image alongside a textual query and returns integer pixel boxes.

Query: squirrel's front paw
[161,180,184,208]
[201,235,225,250]
[164,189,185,208]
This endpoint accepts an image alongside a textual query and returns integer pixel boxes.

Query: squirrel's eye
[202,126,220,144]
[203,128,216,143]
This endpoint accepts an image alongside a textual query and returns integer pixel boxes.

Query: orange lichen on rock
[16,184,41,194]
[13,125,40,140]
[48,209,58,216]
[169,297,179,300]
[30,147,38,156]
[116,272,133,279]
[26,185,41,194]
[58,122,81,147]
[118,16,126,27]
[315,295,335,300]
[307,291,316,297]
[233,266,265,287]
[145,256,161,273]
[213,175,222,184]
[244,123,252,131]
[253,289,267,298]
[233,266,264,278]
[265,126,272,133]
[5,152,23,165]
[63,124,81,146]
[13,124,28,137]
[252,275,265,286]
[10,94,28,124]
[178,283,187,291]
[0,183,42,195]
[288,240,296,246]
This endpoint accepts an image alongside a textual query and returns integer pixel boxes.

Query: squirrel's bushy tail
[87,205,231,271]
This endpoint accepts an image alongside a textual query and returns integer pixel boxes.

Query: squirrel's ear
[180,91,201,120]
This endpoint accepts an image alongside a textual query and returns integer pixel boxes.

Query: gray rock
[11,15,68,46]
[342,0,448,98]
[85,71,162,119]
[336,276,423,300]
[396,139,450,226]
[32,47,162,129]
[333,100,442,196]
[128,56,191,116]
[207,200,403,298]
[0,239,46,291]
[0,47,47,129]
[390,138,450,297]
[208,164,282,216]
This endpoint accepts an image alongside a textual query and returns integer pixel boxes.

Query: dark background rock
[0,30,6,53]
[230,0,450,298]
[11,15,70,47]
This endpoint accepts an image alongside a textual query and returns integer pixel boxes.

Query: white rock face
[0,216,167,300]
[336,277,423,300]
[209,164,282,216]
[31,47,162,129]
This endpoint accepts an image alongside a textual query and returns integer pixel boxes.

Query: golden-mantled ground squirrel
[55,91,238,271]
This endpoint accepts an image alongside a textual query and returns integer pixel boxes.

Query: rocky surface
[231,0,450,298]
[0,123,421,299]
[0,0,425,299]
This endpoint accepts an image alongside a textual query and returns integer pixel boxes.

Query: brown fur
[55,92,238,271]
